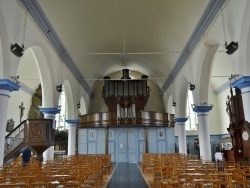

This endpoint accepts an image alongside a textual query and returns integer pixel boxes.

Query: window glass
[55,89,68,130]
[186,90,198,130]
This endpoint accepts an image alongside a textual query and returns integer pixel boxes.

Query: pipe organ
[79,69,175,127]
[102,69,150,124]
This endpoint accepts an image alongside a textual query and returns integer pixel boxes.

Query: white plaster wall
[7,90,31,132]
[209,85,221,134]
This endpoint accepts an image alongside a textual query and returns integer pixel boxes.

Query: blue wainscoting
[78,127,175,163]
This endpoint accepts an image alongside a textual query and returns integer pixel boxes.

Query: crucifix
[19,102,25,123]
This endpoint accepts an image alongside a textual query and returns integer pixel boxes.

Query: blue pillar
[0,79,20,166]
[39,107,60,161]
[231,76,250,122]
[193,105,213,161]
[66,119,78,155]
[175,118,188,154]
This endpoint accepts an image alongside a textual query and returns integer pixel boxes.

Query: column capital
[66,119,78,125]
[175,118,188,123]
[0,79,20,92]
[193,105,213,113]
[39,107,60,115]
[231,76,250,89]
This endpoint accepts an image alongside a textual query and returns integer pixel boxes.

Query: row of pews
[0,154,112,187]
[141,153,250,188]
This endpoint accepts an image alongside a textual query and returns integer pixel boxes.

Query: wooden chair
[161,167,178,188]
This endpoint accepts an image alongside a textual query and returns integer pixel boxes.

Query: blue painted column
[232,76,250,122]
[40,108,60,161]
[0,79,20,166]
[175,118,188,154]
[66,119,78,155]
[193,105,213,161]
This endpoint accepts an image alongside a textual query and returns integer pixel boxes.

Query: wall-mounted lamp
[189,83,195,91]
[56,84,63,92]
[172,100,176,107]
[11,75,20,84]
[191,104,196,108]
[228,74,239,81]
[77,102,81,109]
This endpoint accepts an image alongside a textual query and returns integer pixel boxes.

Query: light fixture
[10,75,20,84]
[56,84,63,92]
[77,102,81,108]
[11,10,28,58]
[10,43,24,57]
[189,83,195,91]
[172,100,176,107]
[225,41,238,55]
[221,9,238,55]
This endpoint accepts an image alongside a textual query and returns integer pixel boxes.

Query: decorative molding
[160,0,226,95]
[213,80,231,95]
[19,0,94,98]
[39,107,60,115]
[231,76,250,89]
[193,105,213,113]
[65,119,79,125]
[175,118,188,123]
[19,82,36,96]
[0,79,20,92]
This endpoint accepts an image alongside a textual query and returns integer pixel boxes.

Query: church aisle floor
[106,163,149,188]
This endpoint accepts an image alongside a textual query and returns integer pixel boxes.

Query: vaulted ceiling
[21,0,226,96]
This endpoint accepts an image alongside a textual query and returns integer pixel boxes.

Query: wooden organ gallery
[78,69,175,162]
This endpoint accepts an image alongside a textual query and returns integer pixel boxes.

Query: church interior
[1,0,250,187]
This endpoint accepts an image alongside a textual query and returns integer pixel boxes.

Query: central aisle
[106,163,149,188]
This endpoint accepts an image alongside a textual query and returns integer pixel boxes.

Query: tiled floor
[106,163,149,188]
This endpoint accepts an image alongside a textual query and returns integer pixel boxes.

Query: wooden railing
[79,111,175,127]
[4,119,54,165]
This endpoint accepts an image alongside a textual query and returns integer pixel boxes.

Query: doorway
[117,128,137,163]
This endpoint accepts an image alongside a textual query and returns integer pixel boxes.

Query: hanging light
[221,8,238,55]
[172,100,176,107]
[77,102,81,108]
[56,84,63,92]
[189,83,195,91]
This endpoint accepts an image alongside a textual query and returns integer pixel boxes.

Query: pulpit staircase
[4,119,54,165]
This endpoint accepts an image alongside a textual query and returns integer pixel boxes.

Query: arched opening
[185,90,198,131]
[8,48,42,127]
[80,96,87,115]
[55,88,68,130]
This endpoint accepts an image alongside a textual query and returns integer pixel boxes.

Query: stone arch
[169,95,175,114]
[80,96,87,115]
[10,48,44,123]
[239,0,250,74]
[197,44,220,104]
[63,79,76,119]
[0,6,11,78]
[29,46,54,107]
[175,76,189,118]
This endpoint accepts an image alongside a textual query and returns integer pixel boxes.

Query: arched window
[186,90,198,130]
[55,88,68,130]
